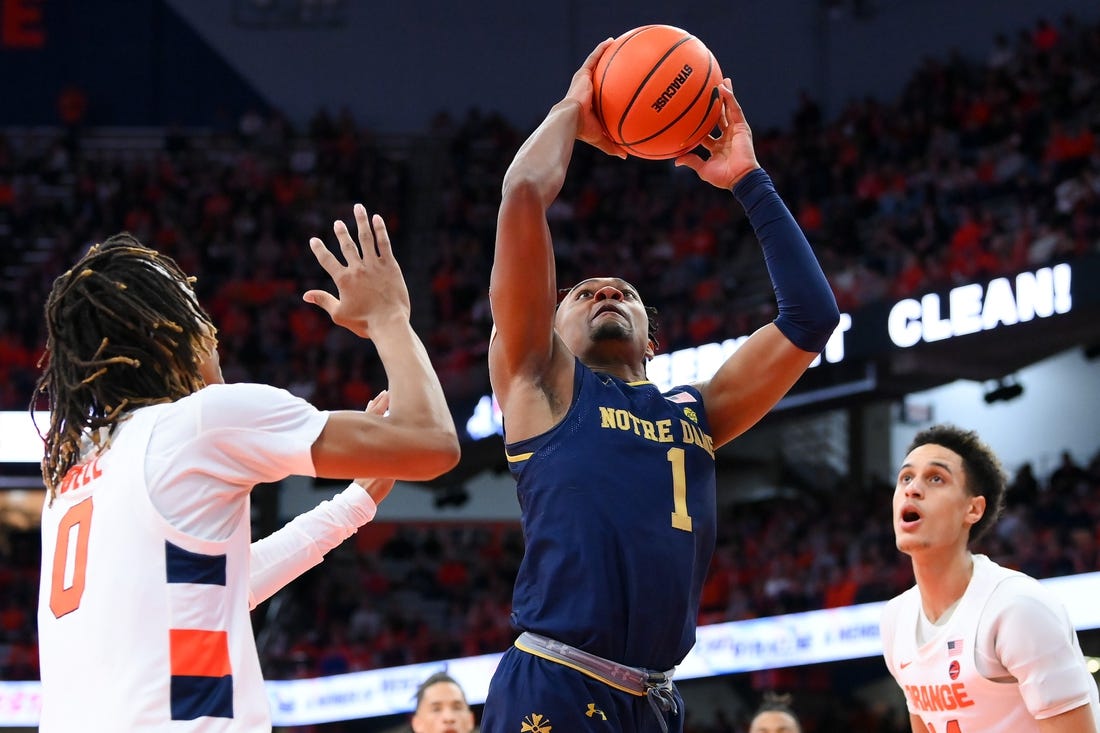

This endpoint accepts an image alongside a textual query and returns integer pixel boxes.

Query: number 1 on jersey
[667,447,693,532]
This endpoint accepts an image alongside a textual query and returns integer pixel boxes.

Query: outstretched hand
[674,80,761,189]
[304,205,411,339]
[565,38,628,159]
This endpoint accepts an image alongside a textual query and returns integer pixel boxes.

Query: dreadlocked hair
[33,233,217,503]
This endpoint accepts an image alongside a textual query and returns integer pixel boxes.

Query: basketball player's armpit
[734,168,839,353]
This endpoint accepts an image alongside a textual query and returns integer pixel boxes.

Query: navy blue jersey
[504,360,717,670]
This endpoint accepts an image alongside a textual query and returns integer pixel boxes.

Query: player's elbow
[429,431,462,476]
[403,430,461,479]
[501,169,559,209]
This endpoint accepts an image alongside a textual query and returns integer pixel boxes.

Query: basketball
[593,25,724,160]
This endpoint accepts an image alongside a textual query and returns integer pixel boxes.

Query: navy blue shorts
[479,645,684,733]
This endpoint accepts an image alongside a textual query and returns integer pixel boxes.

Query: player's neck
[583,357,647,383]
[913,550,975,623]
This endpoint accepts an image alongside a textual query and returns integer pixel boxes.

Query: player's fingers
[366,389,390,415]
[584,37,615,69]
[334,217,362,264]
[722,83,746,126]
[673,152,703,172]
[308,237,342,277]
[353,204,378,258]
[370,214,393,259]
[697,133,719,152]
[302,289,340,317]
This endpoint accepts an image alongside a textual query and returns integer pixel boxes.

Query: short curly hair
[906,424,1007,543]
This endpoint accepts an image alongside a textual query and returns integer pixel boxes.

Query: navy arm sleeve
[733,168,840,353]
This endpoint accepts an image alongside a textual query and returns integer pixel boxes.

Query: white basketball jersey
[37,404,268,732]
[881,554,1100,733]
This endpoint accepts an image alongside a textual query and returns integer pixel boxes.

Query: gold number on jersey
[667,447,693,532]
[50,498,93,618]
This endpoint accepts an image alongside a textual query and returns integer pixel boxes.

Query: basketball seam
[615,34,694,145]
[629,53,720,150]
[623,51,719,157]
[596,25,721,159]
[595,25,653,139]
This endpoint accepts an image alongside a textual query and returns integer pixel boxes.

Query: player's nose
[594,285,624,301]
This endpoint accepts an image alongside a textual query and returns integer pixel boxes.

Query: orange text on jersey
[904,683,975,713]
[58,456,103,495]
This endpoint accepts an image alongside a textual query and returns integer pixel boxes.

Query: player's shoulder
[171,383,314,426]
[882,583,921,621]
[976,554,1044,595]
[977,556,1066,621]
[185,382,304,405]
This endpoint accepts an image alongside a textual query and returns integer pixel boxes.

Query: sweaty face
[893,443,985,555]
[410,682,474,733]
[554,277,653,360]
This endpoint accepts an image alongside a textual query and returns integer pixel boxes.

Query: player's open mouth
[593,304,624,319]
[898,505,921,528]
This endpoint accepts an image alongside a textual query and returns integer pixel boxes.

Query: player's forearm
[501,100,581,208]
[248,484,376,609]
[369,318,459,448]
[734,168,839,353]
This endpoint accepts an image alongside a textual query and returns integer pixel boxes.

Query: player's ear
[965,495,986,527]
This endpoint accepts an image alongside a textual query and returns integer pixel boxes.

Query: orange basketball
[593,25,723,160]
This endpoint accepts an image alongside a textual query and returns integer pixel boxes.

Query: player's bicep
[910,714,930,733]
[990,589,1094,720]
[1036,704,1099,733]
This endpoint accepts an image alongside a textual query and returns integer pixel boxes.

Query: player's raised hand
[304,205,411,339]
[566,38,628,159]
[674,80,761,189]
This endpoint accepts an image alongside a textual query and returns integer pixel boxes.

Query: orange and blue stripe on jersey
[166,541,234,720]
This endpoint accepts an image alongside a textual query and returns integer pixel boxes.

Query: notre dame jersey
[504,360,717,670]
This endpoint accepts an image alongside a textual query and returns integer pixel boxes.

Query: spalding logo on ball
[593,24,723,160]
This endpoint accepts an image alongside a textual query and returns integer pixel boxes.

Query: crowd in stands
[0,106,415,412]
[1,16,1097,415]
[419,12,1100,403]
[0,15,1098,731]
